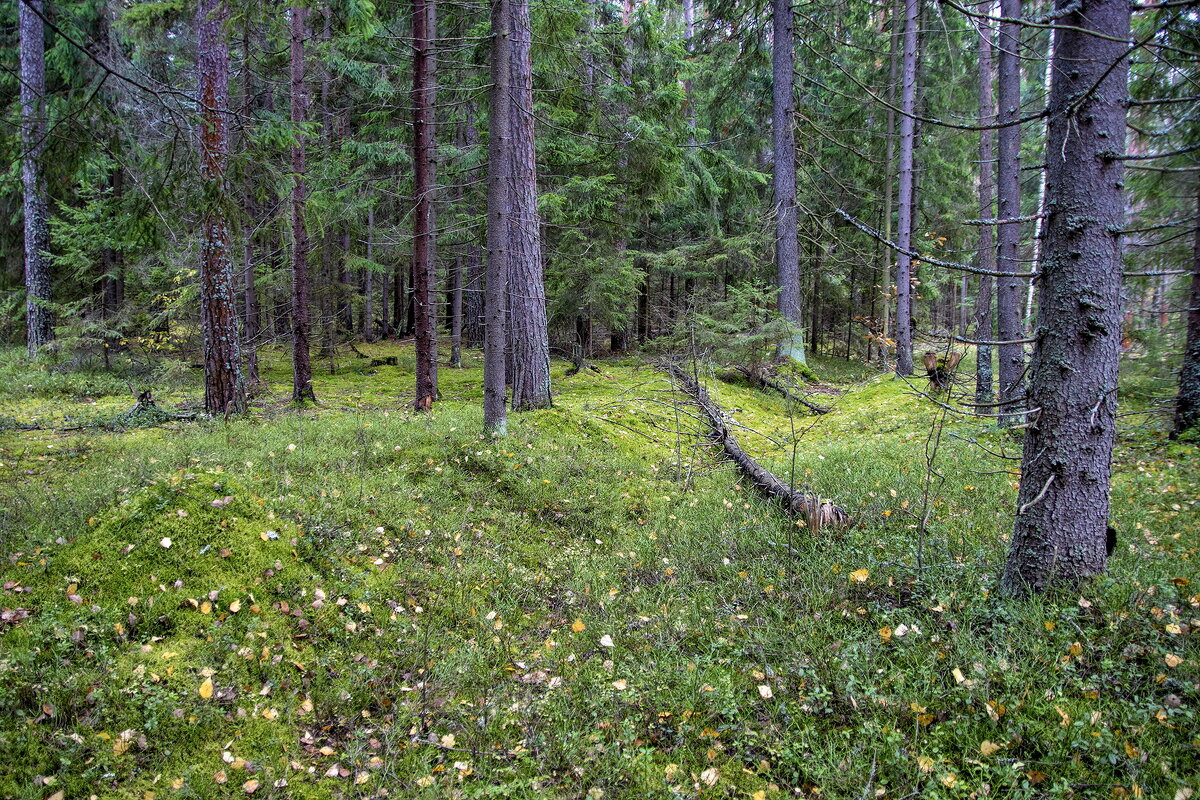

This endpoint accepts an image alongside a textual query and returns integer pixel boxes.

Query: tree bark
[773,0,805,364]
[463,112,486,348]
[996,0,1025,424]
[196,0,247,416]
[893,0,919,376]
[878,0,899,367]
[241,20,262,386]
[1001,0,1130,596]
[364,206,375,340]
[290,4,316,402]
[484,0,513,434]
[1173,177,1200,437]
[504,0,552,412]
[667,364,849,527]
[975,3,996,411]
[413,0,438,409]
[21,0,53,357]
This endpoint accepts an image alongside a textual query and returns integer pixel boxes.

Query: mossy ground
[0,342,1196,799]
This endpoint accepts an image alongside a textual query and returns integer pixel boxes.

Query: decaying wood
[665,363,851,530]
[734,366,831,414]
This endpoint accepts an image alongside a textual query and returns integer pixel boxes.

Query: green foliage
[653,280,795,375]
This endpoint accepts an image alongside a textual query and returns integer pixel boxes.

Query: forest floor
[0,342,1197,800]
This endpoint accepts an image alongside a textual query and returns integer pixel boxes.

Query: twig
[1018,475,1055,516]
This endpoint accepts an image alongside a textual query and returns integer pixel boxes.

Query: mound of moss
[53,470,300,603]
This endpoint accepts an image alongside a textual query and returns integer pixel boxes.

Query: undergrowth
[0,343,1196,799]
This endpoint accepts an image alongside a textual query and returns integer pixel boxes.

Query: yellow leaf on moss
[849,569,869,583]
[199,678,214,699]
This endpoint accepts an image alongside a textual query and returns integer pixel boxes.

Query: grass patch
[1,342,1197,799]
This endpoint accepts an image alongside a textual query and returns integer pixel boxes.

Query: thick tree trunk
[484,0,513,434]
[196,0,246,416]
[413,0,438,410]
[773,0,805,364]
[975,4,996,410]
[893,0,919,376]
[1173,178,1200,437]
[21,0,53,357]
[290,5,316,402]
[505,0,552,412]
[1001,0,1130,596]
[996,0,1025,424]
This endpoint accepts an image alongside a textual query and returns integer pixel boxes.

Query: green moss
[1,342,1198,798]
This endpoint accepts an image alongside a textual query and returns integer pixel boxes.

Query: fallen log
[665,363,852,531]
[733,366,831,415]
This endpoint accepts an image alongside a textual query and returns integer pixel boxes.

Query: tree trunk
[241,22,262,386]
[413,0,438,409]
[996,0,1025,424]
[364,206,375,340]
[196,0,246,416]
[463,111,486,348]
[637,257,650,343]
[878,0,899,367]
[505,0,552,412]
[339,226,353,336]
[102,167,125,320]
[290,4,316,402]
[484,0,513,434]
[21,0,53,357]
[773,0,805,364]
[1173,177,1200,438]
[1001,0,1130,596]
[405,263,416,335]
[400,260,410,338]
[975,3,996,411]
[893,0,919,376]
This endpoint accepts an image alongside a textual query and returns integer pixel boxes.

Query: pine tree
[290,4,316,403]
[1002,0,1131,595]
[413,0,438,410]
[196,0,246,416]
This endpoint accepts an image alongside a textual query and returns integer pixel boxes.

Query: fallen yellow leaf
[199,677,214,699]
